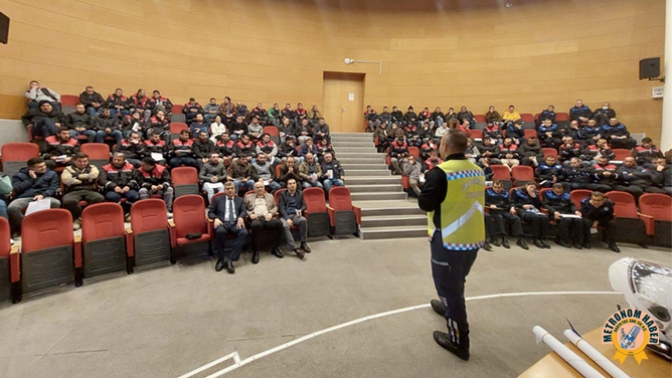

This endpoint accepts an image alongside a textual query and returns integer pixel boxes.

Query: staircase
[331,133,426,240]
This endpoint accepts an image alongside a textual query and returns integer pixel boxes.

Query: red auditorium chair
[408,146,420,159]
[170,122,188,139]
[326,187,361,237]
[474,115,486,123]
[605,191,649,245]
[511,165,535,187]
[171,166,199,198]
[611,149,632,162]
[1,142,39,177]
[170,104,185,123]
[638,193,671,248]
[468,129,483,140]
[126,199,175,270]
[0,218,15,303]
[520,113,535,123]
[542,148,558,159]
[171,195,213,260]
[81,203,127,277]
[570,189,592,210]
[80,143,110,168]
[61,95,79,106]
[16,209,82,303]
[263,126,280,144]
[523,129,537,140]
[556,113,569,121]
[490,164,513,190]
[303,187,331,238]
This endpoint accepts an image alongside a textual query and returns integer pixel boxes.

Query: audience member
[536,155,563,188]
[114,131,144,168]
[210,115,227,143]
[580,191,619,252]
[320,152,345,192]
[67,103,96,143]
[485,106,502,124]
[389,136,409,175]
[147,109,170,141]
[569,99,592,124]
[603,117,636,149]
[537,119,562,149]
[279,137,299,162]
[402,155,424,195]
[478,138,500,165]
[94,108,123,145]
[653,158,671,195]
[42,127,79,170]
[244,181,284,263]
[204,98,220,124]
[100,153,140,216]
[251,103,269,125]
[189,114,210,137]
[434,122,449,140]
[614,156,665,198]
[431,107,444,127]
[364,105,378,131]
[465,139,480,164]
[457,106,476,129]
[577,119,600,145]
[248,116,264,140]
[390,106,403,124]
[299,153,323,189]
[542,183,583,248]
[485,181,527,249]
[194,131,217,167]
[590,156,619,192]
[200,152,228,202]
[502,105,521,124]
[632,137,664,169]
[128,89,154,122]
[61,153,104,230]
[518,136,543,167]
[277,157,302,189]
[21,100,68,138]
[444,108,459,128]
[216,132,236,158]
[300,139,318,161]
[313,118,330,143]
[296,118,313,144]
[151,90,172,116]
[558,136,587,165]
[183,97,204,123]
[251,154,281,193]
[277,178,310,259]
[121,110,145,138]
[256,133,280,165]
[482,122,501,144]
[105,88,130,119]
[403,106,418,127]
[170,129,198,169]
[537,105,556,124]
[268,103,282,126]
[374,122,390,152]
[309,105,323,126]
[512,183,550,249]
[586,138,615,163]
[79,86,105,116]
[229,115,248,139]
[424,150,443,170]
[561,158,592,191]
[144,131,167,164]
[592,102,616,126]
[235,134,256,160]
[210,181,248,274]
[229,156,257,194]
[498,137,520,168]
[281,103,295,126]
[295,103,308,124]
[138,157,174,212]
[420,139,438,161]
[219,97,236,125]
[25,80,60,110]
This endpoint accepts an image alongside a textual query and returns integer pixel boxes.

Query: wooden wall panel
[0,0,664,142]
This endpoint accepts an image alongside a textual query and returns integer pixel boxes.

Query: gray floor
[0,236,670,378]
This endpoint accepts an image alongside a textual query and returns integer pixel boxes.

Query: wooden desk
[519,328,671,377]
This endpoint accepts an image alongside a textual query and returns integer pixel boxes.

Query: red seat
[171,166,199,198]
[81,203,127,277]
[263,126,279,136]
[638,193,671,247]
[474,115,486,123]
[171,104,184,114]
[17,209,82,302]
[1,142,39,177]
[0,218,17,303]
[542,148,558,159]
[490,164,512,190]
[556,113,569,122]
[170,122,188,138]
[303,187,331,238]
[612,149,632,162]
[605,191,649,245]
[408,146,420,159]
[126,199,175,270]
[520,113,535,123]
[80,143,110,168]
[326,187,361,236]
[274,188,287,205]
[511,165,535,186]
[468,129,483,140]
[171,195,213,258]
[570,189,592,210]
[523,129,537,139]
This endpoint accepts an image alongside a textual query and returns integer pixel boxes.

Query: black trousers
[62,190,105,219]
[214,222,248,262]
[491,210,523,236]
[249,218,283,251]
[582,219,615,244]
[520,212,550,239]
[484,214,496,240]
[555,217,583,244]
[430,231,478,350]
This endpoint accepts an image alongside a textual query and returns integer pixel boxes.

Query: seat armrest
[9,245,20,283]
[168,221,177,248]
[637,212,654,219]
[207,218,214,237]
[327,205,336,226]
[638,213,655,235]
[353,206,362,225]
[125,228,134,257]
[74,235,83,268]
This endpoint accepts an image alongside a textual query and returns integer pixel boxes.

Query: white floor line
[180,290,621,378]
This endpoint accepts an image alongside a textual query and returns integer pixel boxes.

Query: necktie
[228,198,235,223]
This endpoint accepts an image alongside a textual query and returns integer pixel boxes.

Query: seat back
[61,94,79,106]
[80,143,111,167]
[263,126,279,136]
[130,199,170,266]
[520,113,535,123]
[171,166,199,197]
[329,187,353,211]
[304,188,327,213]
[1,142,39,177]
[474,115,486,123]
[511,165,535,185]
[81,203,126,277]
[170,122,188,138]
[171,104,184,114]
[329,187,356,234]
[408,146,420,159]
[523,129,537,139]
[639,193,672,222]
[570,189,592,210]
[605,191,638,219]
[131,199,168,233]
[491,165,511,181]
[274,188,287,205]
[468,129,483,140]
[542,148,558,159]
[0,218,11,302]
[612,149,632,162]
[173,195,208,238]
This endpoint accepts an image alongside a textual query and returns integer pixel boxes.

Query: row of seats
[365,113,571,131]
[0,187,363,304]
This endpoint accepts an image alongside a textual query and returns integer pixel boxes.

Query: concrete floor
[0,235,670,378]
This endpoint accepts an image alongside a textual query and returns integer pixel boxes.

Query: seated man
[79,86,105,117]
[512,183,550,249]
[256,133,280,166]
[114,131,145,168]
[105,88,130,119]
[247,116,263,140]
[170,129,198,168]
[277,156,302,189]
[632,137,664,169]
[146,109,170,141]
[278,137,299,162]
[61,153,105,230]
[251,103,268,125]
[561,157,593,191]
[200,152,229,202]
[243,181,284,264]
[389,136,409,175]
[498,138,520,168]
[8,157,61,237]
[21,100,68,138]
[589,156,619,193]
[558,136,587,165]
[485,181,527,249]
[614,157,666,199]
[189,114,210,137]
[193,131,217,168]
[536,155,563,188]
[297,118,313,144]
[209,181,248,274]
[518,136,543,167]
[94,108,123,145]
[143,131,167,165]
[653,157,671,195]
[320,152,345,192]
[151,90,172,117]
[586,138,615,163]
[42,127,79,170]
[542,183,584,249]
[313,118,330,144]
[25,80,60,110]
[235,134,256,161]
[229,156,257,194]
[251,154,281,193]
[204,98,220,124]
[402,155,424,196]
[592,102,616,126]
[128,89,154,122]
[100,153,141,216]
[580,191,619,252]
[138,157,174,213]
[577,119,601,145]
[299,153,323,189]
[478,138,501,165]
[300,138,318,163]
[183,97,204,123]
[537,119,562,149]
[569,99,592,124]
[67,103,96,143]
[424,150,443,170]
[602,117,636,149]
[121,110,146,138]
[278,178,310,259]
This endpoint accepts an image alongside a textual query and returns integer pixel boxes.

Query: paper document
[25,198,51,216]
[419,174,426,184]
[309,173,318,182]
[151,153,164,161]
[560,214,582,219]
[263,180,270,186]
[326,169,334,179]
[610,161,623,165]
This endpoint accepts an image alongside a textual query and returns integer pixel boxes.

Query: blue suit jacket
[208,195,247,223]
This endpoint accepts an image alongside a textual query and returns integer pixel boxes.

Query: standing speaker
[639,57,660,80]
[0,12,8,45]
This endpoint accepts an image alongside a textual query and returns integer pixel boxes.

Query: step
[360,206,424,217]
[337,152,382,159]
[350,192,407,201]
[332,142,374,147]
[331,136,374,142]
[360,215,427,228]
[346,169,391,177]
[359,226,427,240]
[333,147,377,153]
[347,184,403,193]
[331,132,372,137]
[338,157,386,164]
[345,176,401,185]
[340,163,389,170]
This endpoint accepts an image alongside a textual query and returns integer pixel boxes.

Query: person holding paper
[251,154,281,193]
[243,181,284,264]
[170,129,198,169]
[138,158,174,213]
[143,131,167,165]
[199,153,229,202]
[299,153,323,189]
[542,183,583,249]
[8,158,61,238]
[320,152,345,193]
[61,153,105,230]
[42,127,79,170]
[485,181,527,249]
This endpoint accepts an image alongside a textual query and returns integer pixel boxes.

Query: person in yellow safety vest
[418,129,486,361]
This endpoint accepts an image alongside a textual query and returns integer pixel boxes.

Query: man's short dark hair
[74,152,88,160]
[444,129,468,153]
[27,157,44,167]
[58,127,70,133]
[180,129,190,135]
[642,137,653,143]
[493,180,503,187]
[287,178,296,184]
[552,183,563,190]
[142,157,156,166]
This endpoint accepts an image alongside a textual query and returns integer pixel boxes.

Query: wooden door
[322,72,365,133]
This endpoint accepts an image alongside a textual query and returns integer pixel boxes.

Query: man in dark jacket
[94,108,123,145]
[589,156,619,192]
[536,155,563,188]
[614,157,666,199]
[652,158,672,195]
[79,86,105,116]
[632,137,664,169]
[602,118,636,149]
[209,181,248,274]
[278,178,310,259]
[389,137,409,175]
[21,100,68,138]
[485,181,527,249]
[151,90,173,116]
[138,157,174,212]
[561,158,593,191]
[99,153,141,215]
[569,99,592,124]
[542,183,583,248]
[182,97,204,123]
[518,136,544,166]
[580,191,619,252]
[105,88,130,119]
[170,129,198,168]
[592,102,616,126]
[67,103,96,142]
[8,157,61,236]
[114,131,145,168]
[200,152,229,202]
[320,152,345,192]
[61,153,104,229]
[42,127,79,170]
[193,131,217,168]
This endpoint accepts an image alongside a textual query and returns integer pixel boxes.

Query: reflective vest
[427,159,486,250]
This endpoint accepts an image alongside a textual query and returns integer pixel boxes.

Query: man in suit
[278,178,310,259]
[209,181,248,274]
[243,180,284,264]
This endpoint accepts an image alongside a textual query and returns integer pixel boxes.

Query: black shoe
[609,242,621,253]
[294,249,305,260]
[574,243,583,250]
[533,239,545,249]
[272,248,284,258]
[252,251,260,264]
[215,259,225,272]
[226,261,235,274]
[502,236,510,249]
[430,299,444,316]
[491,238,500,247]
[516,238,528,250]
[582,242,592,249]
[300,242,311,253]
[433,331,470,361]
[541,240,551,249]
[556,240,572,248]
